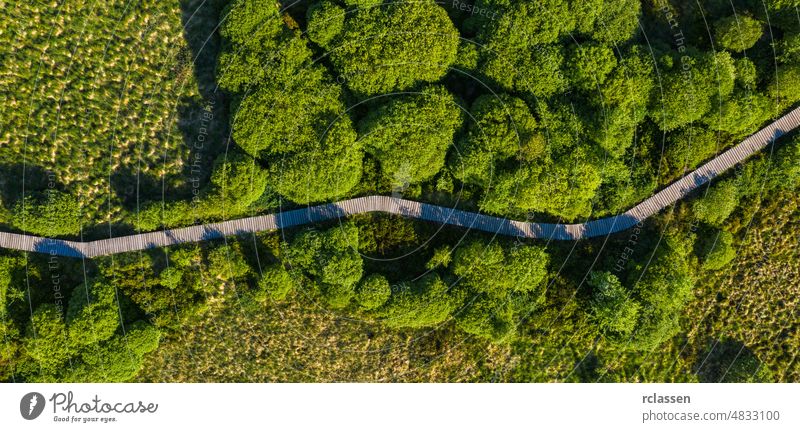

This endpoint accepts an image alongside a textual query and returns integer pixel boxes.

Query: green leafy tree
[65,322,160,382]
[704,90,771,136]
[379,274,459,329]
[284,224,363,309]
[258,264,296,301]
[456,295,516,343]
[451,94,543,187]
[665,127,721,175]
[699,230,737,270]
[219,0,363,204]
[206,151,269,213]
[329,1,459,96]
[355,274,391,310]
[23,305,73,378]
[306,1,345,47]
[714,15,763,52]
[359,86,463,186]
[651,51,736,131]
[451,241,549,342]
[588,272,640,337]
[566,43,618,91]
[768,64,800,110]
[206,245,251,282]
[66,279,121,349]
[12,191,81,237]
[627,235,695,350]
[451,241,549,299]
[587,47,654,155]
[693,180,740,227]
[426,247,452,270]
[0,256,21,372]
[480,147,603,220]
[586,0,641,43]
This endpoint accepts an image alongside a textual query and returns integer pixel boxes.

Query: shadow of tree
[695,338,773,383]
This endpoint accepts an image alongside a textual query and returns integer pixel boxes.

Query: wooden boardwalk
[4,105,800,259]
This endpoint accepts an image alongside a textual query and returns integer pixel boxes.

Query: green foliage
[776,33,800,64]
[628,235,695,350]
[769,138,800,190]
[652,51,736,131]
[104,249,207,330]
[66,279,120,348]
[705,90,771,136]
[284,224,363,308]
[329,1,459,96]
[480,146,603,220]
[456,294,516,343]
[566,44,618,91]
[360,86,463,186]
[207,152,269,213]
[665,127,721,175]
[588,272,639,337]
[379,274,459,329]
[306,1,345,47]
[135,201,195,231]
[451,241,549,299]
[426,247,452,270]
[65,322,160,382]
[693,180,740,227]
[450,240,548,342]
[206,245,251,281]
[219,0,363,204]
[12,191,81,237]
[258,264,296,301]
[768,64,800,110]
[355,274,391,310]
[714,15,763,52]
[699,230,737,270]
[588,47,655,156]
[452,94,543,187]
[0,257,20,368]
[587,0,641,43]
[24,305,74,375]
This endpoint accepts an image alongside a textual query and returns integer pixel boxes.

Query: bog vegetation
[1,0,799,382]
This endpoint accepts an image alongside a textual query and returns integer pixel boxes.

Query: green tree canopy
[206,151,269,213]
[451,241,549,299]
[588,271,640,337]
[379,274,460,329]
[306,1,345,47]
[451,94,544,187]
[66,279,120,349]
[284,224,363,308]
[328,0,459,96]
[566,43,618,91]
[714,15,763,52]
[355,274,392,310]
[693,179,740,227]
[258,264,296,301]
[698,229,737,270]
[12,191,81,237]
[219,0,363,204]
[359,86,463,186]
[651,51,736,131]
[627,235,695,350]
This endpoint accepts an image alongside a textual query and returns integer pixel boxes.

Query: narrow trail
[4,105,799,258]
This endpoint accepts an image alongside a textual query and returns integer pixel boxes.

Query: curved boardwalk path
[4,106,800,258]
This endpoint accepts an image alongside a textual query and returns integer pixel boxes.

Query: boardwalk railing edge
[4,105,800,258]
